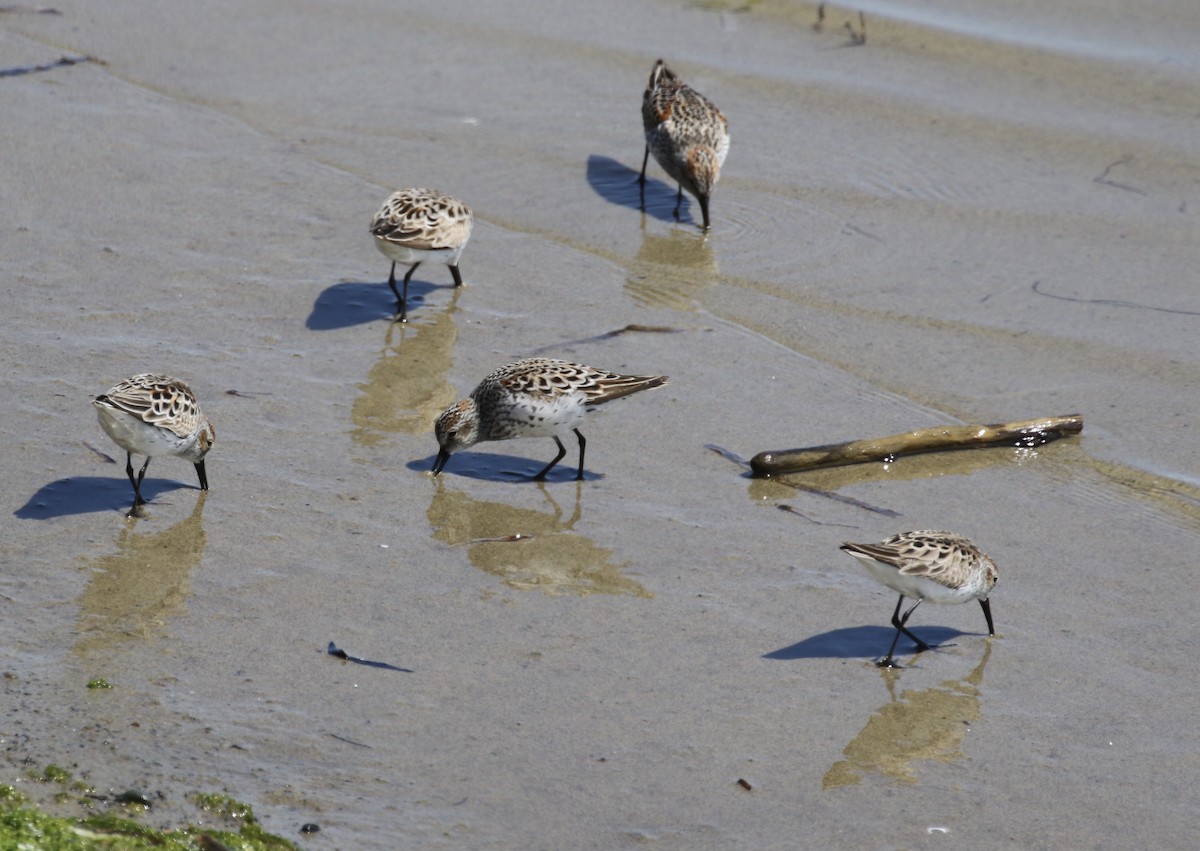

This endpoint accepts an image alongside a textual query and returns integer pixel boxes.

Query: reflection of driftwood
[751,414,1083,477]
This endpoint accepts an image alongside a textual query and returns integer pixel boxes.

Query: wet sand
[2,0,1199,847]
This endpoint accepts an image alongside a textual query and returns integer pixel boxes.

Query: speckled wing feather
[94,374,204,439]
[485,359,669,406]
[370,188,473,251]
[642,61,729,169]
[842,531,982,590]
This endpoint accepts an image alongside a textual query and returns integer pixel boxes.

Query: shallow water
[2,0,1199,847]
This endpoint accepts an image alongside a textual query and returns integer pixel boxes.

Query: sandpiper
[840,531,998,667]
[432,358,668,480]
[370,188,473,322]
[93,374,215,517]
[640,59,729,230]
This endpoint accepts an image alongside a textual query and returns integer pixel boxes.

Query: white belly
[374,239,463,268]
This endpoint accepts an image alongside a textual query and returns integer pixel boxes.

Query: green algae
[41,764,71,784]
[0,776,299,850]
[190,792,256,821]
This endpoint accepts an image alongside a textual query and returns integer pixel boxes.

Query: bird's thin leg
[573,429,587,481]
[895,596,931,651]
[394,263,420,323]
[124,452,138,494]
[877,595,929,667]
[877,594,908,667]
[449,263,464,288]
[639,146,650,211]
[134,457,151,499]
[387,261,400,309]
[878,632,904,668]
[673,184,683,221]
[533,436,568,481]
[126,455,151,516]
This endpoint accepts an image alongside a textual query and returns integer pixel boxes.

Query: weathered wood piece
[750,414,1083,477]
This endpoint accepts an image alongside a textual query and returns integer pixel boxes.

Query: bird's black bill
[195,460,209,491]
[431,448,451,476]
[980,598,995,635]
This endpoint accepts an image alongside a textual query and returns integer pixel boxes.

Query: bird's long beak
[979,598,995,636]
[194,460,209,491]
[431,448,450,477]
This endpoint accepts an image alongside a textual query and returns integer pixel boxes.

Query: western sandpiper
[840,531,998,668]
[370,188,473,322]
[640,58,729,230]
[432,358,668,480]
[93,374,215,517]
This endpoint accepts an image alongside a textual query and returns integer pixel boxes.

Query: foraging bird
[640,58,729,230]
[370,188,473,322]
[432,358,668,480]
[840,531,998,668]
[93,374,215,517]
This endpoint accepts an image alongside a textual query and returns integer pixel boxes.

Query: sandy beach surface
[3,0,1199,847]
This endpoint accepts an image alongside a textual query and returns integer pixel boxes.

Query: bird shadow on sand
[15,476,198,519]
[406,453,603,483]
[306,280,443,331]
[585,154,690,225]
[764,625,968,661]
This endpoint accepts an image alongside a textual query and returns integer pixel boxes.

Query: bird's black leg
[533,436,568,481]
[126,455,151,517]
[673,184,683,221]
[877,595,929,667]
[387,261,400,312]
[393,263,419,323]
[895,596,931,651]
[639,146,650,210]
[449,263,464,288]
[134,457,151,499]
[878,595,907,667]
[573,429,587,481]
[124,452,138,495]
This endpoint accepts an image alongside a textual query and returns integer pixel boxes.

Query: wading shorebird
[93,373,215,517]
[640,59,729,230]
[432,358,668,481]
[370,188,473,322]
[840,531,998,668]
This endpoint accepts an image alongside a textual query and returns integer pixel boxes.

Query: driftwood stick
[750,414,1083,477]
